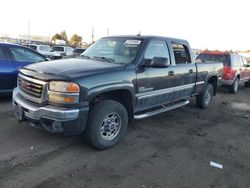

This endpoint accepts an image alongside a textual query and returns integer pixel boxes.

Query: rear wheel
[196,83,214,109]
[84,100,128,150]
[229,77,239,93]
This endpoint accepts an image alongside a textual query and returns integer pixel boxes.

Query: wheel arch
[87,85,135,121]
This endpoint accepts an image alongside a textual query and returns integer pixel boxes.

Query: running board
[134,100,189,120]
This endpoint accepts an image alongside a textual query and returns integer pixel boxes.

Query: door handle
[168,71,175,76]
[189,69,194,73]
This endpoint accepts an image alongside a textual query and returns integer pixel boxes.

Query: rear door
[0,46,17,91]
[169,41,197,100]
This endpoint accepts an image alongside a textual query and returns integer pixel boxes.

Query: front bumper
[12,88,89,135]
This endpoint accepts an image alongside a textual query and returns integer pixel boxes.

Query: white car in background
[27,44,61,59]
[52,46,74,56]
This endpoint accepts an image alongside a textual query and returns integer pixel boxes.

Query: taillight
[223,66,235,80]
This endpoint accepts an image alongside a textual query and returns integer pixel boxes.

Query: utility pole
[107,28,109,36]
[28,21,31,45]
[91,27,94,44]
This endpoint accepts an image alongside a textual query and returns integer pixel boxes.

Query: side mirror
[45,57,51,61]
[145,57,169,68]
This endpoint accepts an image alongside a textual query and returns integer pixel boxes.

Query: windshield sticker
[124,40,141,45]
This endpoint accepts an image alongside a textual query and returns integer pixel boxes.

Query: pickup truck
[13,36,223,149]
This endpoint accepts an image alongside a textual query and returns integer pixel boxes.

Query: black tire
[229,77,239,93]
[244,80,250,87]
[84,100,128,150]
[196,83,214,109]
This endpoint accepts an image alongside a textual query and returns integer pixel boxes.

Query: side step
[134,100,189,120]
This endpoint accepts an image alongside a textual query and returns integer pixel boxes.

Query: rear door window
[172,43,191,64]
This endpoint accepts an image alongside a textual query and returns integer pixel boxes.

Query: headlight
[49,81,80,93]
[48,81,80,104]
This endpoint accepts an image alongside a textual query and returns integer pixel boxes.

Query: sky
[0,0,249,50]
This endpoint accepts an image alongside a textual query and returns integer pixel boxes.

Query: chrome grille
[18,74,48,104]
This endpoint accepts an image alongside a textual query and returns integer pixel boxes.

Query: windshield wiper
[94,56,116,63]
[80,55,91,59]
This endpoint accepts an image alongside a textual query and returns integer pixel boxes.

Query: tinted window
[73,48,85,53]
[0,47,7,61]
[172,43,191,64]
[29,45,37,51]
[9,46,45,63]
[145,40,170,60]
[196,53,230,66]
[53,46,64,52]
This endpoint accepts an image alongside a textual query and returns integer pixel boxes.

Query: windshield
[82,38,142,64]
[39,45,51,52]
[196,53,230,66]
[52,46,64,52]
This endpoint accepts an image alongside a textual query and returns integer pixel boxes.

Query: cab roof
[101,35,188,43]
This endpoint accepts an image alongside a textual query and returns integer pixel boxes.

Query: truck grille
[18,74,48,104]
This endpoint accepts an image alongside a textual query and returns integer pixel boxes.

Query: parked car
[13,36,223,149]
[26,44,61,59]
[196,51,250,93]
[0,42,48,93]
[72,47,86,57]
[52,46,74,56]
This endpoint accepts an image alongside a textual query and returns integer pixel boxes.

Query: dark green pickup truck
[13,35,223,149]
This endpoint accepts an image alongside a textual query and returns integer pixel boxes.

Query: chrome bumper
[12,88,79,121]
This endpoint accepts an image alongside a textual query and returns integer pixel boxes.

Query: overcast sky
[0,0,249,50]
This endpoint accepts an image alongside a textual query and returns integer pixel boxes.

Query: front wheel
[196,83,214,109]
[84,100,128,150]
[229,77,239,93]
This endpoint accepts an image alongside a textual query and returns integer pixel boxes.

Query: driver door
[135,39,176,111]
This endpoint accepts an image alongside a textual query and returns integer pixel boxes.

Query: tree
[70,34,82,47]
[51,33,62,42]
[60,31,69,44]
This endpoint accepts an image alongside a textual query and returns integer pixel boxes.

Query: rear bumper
[221,79,234,85]
[12,88,89,135]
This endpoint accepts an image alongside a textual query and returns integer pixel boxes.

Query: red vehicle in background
[196,51,250,93]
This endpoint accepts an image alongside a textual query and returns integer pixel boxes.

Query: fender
[201,73,220,95]
[86,81,136,105]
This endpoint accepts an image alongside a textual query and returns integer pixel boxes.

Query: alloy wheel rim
[205,88,212,105]
[100,112,121,140]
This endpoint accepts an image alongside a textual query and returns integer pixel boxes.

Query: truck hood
[23,58,125,79]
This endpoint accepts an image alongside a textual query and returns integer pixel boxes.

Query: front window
[82,37,142,64]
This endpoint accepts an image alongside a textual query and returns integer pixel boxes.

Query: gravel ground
[0,85,250,188]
